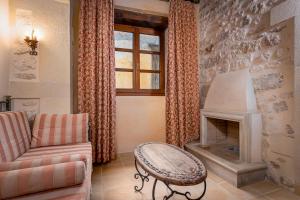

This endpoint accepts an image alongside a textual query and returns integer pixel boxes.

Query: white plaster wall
[114,0,169,153]
[0,0,10,98]
[5,0,167,153]
[8,0,70,114]
[115,0,169,16]
[116,96,166,153]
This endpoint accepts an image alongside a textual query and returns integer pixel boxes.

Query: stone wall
[198,0,295,189]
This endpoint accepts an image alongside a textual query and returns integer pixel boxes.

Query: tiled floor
[91,153,300,200]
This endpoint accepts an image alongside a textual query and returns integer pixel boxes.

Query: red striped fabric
[18,143,92,161]
[0,161,86,199]
[13,143,92,200]
[49,193,86,200]
[31,113,89,148]
[0,154,88,171]
[14,192,88,200]
[0,112,31,163]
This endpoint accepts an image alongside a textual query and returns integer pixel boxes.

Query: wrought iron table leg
[134,158,206,200]
[163,180,206,200]
[152,178,158,200]
[134,159,149,192]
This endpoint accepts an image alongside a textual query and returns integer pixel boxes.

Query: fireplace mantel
[204,68,257,113]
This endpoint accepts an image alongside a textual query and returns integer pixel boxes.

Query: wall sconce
[24,30,38,56]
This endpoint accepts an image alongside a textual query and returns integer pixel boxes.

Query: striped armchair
[0,112,92,200]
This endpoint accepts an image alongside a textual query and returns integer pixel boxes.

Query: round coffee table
[134,142,207,200]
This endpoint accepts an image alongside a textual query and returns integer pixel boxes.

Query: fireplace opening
[203,117,240,163]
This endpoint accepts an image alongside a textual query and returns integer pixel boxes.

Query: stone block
[268,152,295,189]
[261,33,281,47]
[269,134,295,157]
[253,73,283,91]
[294,18,300,66]
[273,101,288,113]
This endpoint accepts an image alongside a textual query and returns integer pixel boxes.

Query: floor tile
[265,189,300,200]
[206,170,225,184]
[91,153,300,200]
[102,165,130,177]
[242,180,281,196]
[251,197,269,200]
[219,181,258,200]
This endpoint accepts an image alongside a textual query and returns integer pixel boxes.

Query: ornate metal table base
[134,160,150,192]
[134,160,207,200]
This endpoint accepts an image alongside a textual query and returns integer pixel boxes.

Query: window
[114,24,165,96]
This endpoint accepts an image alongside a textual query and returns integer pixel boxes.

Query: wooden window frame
[115,24,165,96]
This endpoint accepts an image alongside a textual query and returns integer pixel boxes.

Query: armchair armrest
[0,154,88,172]
[0,161,86,199]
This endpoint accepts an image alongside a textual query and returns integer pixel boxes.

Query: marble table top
[134,142,207,186]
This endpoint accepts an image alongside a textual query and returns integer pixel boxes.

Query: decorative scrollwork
[162,180,207,200]
[135,142,206,184]
[134,159,150,192]
[133,143,207,200]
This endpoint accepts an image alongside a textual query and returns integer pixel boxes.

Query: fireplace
[186,68,266,187]
[200,69,262,163]
[200,110,262,163]
[204,118,240,162]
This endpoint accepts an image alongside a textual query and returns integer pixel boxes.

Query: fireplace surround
[186,68,267,187]
[200,110,262,163]
[200,68,262,163]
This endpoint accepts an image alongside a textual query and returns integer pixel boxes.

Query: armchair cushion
[0,154,88,171]
[31,113,88,148]
[0,161,86,199]
[0,112,31,163]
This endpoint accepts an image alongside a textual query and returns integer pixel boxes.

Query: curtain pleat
[77,0,116,163]
[166,0,200,147]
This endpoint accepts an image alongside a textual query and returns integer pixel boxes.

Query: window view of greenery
[114,26,164,95]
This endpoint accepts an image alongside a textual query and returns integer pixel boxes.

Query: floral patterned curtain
[77,0,116,163]
[166,0,200,147]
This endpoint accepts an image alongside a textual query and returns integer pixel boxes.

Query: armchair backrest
[0,112,31,162]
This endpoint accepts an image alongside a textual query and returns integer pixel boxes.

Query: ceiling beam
[115,9,168,30]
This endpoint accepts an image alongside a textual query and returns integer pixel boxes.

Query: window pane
[140,73,160,89]
[116,72,133,89]
[140,53,160,70]
[114,31,133,49]
[140,34,160,52]
[115,51,133,69]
